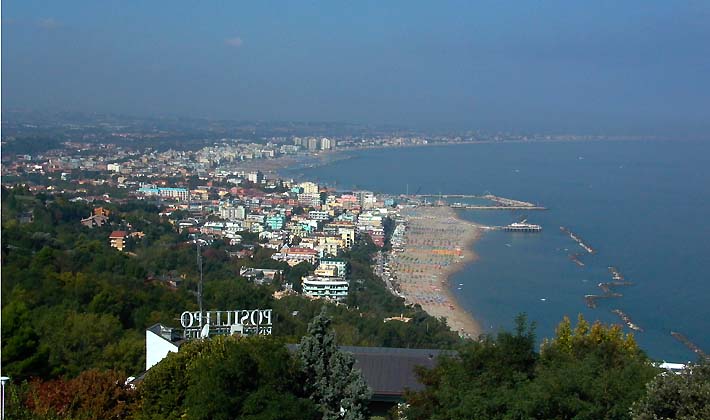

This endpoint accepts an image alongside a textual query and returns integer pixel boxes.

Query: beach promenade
[390,206,483,338]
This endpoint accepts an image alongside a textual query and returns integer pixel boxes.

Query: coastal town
[6,120,704,353]
[2,113,708,420]
[1,117,559,338]
[2,136,487,337]
[3,2,708,416]
[5,0,710,420]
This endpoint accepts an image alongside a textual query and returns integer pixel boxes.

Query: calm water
[292,141,710,361]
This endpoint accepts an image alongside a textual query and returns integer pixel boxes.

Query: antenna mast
[196,241,204,327]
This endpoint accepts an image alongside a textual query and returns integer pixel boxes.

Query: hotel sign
[180,309,273,339]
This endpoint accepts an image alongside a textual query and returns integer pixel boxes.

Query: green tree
[137,335,318,420]
[404,314,537,420]
[1,300,50,380]
[405,315,658,420]
[514,315,658,420]
[38,309,124,377]
[631,359,710,420]
[287,261,314,293]
[298,308,372,420]
[135,339,201,419]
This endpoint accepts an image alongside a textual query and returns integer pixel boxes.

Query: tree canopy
[404,315,660,420]
[1,187,460,382]
[3,187,688,419]
[631,359,710,420]
[136,335,318,420]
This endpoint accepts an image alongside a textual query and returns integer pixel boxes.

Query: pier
[584,294,621,309]
[482,194,540,208]
[609,266,625,281]
[611,309,643,332]
[598,280,634,295]
[569,253,585,267]
[583,267,635,310]
[450,203,547,211]
[670,331,707,358]
[412,193,547,210]
[560,226,596,254]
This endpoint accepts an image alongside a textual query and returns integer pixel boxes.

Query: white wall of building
[146,328,180,371]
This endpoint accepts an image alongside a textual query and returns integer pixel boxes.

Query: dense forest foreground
[1,187,708,419]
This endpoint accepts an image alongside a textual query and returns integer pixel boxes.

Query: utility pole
[196,242,204,327]
[1,376,9,420]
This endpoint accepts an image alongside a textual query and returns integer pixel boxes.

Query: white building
[145,324,180,371]
[299,181,320,194]
[298,192,322,208]
[355,191,376,210]
[247,171,264,184]
[160,187,189,201]
[302,276,349,301]
[308,210,330,221]
[357,212,383,232]
[320,137,335,150]
[245,214,265,225]
[220,204,246,220]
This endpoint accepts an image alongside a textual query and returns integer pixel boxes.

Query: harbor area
[412,193,547,210]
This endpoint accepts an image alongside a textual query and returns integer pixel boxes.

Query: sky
[2,1,710,135]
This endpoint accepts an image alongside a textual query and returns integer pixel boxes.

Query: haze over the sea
[3,1,710,137]
[293,140,710,361]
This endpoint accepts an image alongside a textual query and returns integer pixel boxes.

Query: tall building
[247,171,264,184]
[320,137,335,150]
[298,192,322,208]
[354,191,376,210]
[307,138,319,151]
[299,181,320,194]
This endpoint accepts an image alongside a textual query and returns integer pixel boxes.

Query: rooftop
[287,344,453,401]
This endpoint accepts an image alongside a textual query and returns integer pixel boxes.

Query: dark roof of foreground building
[133,336,453,404]
[288,344,454,402]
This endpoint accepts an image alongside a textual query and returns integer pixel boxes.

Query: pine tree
[298,307,372,420]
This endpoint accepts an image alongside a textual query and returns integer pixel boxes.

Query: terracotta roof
[109,230,128,238]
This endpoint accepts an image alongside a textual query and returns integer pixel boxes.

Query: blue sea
[290,140,710,361]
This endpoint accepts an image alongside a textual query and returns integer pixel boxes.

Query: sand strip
[389,206,483,338]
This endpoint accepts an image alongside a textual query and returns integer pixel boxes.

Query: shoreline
[390,206,484,338]
[266,137,669,184]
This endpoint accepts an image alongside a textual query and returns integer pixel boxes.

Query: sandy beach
[390,206,483,338]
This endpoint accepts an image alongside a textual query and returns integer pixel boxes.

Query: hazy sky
[2,1,709,135]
